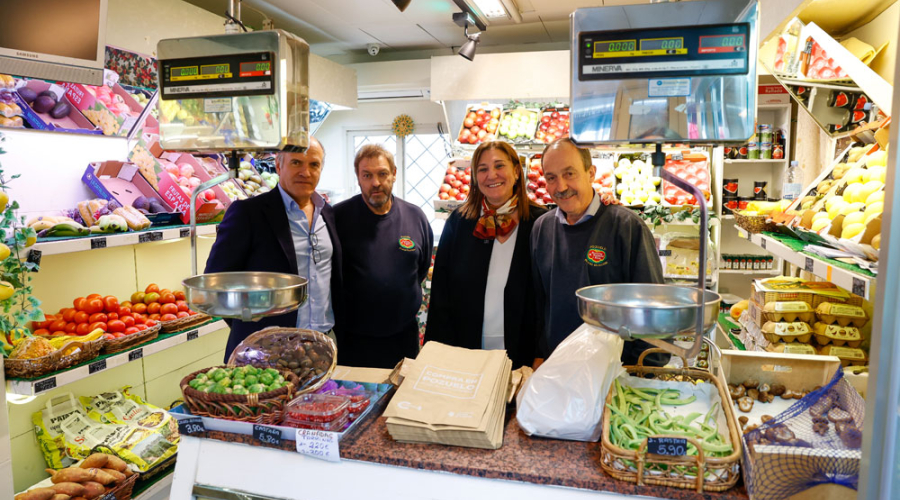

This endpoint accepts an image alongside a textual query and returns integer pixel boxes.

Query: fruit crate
[437,158,471,203]
[457,103,503,146]
[496,106,539,144]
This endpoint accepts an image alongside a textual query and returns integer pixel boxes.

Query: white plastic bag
[516,324,625,441]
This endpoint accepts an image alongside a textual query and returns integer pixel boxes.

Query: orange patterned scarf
[473,195,518,240]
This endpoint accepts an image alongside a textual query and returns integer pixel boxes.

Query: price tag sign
[178,417,207,436]
[658,249,672,257]
[88,359,107,374]
[128,348,143,362]
[295,429,340,462]
[761,238,767,250]
[149,231,163,242]
[804,257,814,272]
[186,330,199,341]
[852,277,866,297]
[253,425,282,447]
[35,377,57,393]
[180,228,191,238]
[91,237,107,250]
[647,437,687,456]
[139,233,152,243]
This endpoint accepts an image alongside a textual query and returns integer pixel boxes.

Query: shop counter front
[170,410,748,500]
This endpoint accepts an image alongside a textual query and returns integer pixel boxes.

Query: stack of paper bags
[383,341,512,450]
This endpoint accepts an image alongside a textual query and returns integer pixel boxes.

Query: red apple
[451,179,462,189]
[542,194,554,204]
[536,187,548,198]
[461,185,470,194]
[464,117,475,128]
[467,111,476,121]
[445,174,456,184]
[448,188,459,197]
[468,135,479,145]
[439,192,450,200]
[456,192,466,201]
[463,174,471,184]
[491,108,501,119]
[537,176,546,188]
[477,130,487,140]
[440,183,451,193]
[527,192,537,202]
[527,170,539,181]
[527,181,538,192]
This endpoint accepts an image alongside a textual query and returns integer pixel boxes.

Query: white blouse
[482,226,519,350]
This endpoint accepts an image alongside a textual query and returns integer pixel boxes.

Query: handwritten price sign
[295,429,340,462]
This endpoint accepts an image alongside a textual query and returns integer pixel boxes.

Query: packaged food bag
[79,387,179,443]
[516,324,625,441]
[32,394,85,469]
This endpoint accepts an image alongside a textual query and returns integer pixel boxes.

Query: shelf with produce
[724,159,788,164]
[6,319,226,396]
[32,223,218,256]
[719,268,781,276]
[736,227,875,300]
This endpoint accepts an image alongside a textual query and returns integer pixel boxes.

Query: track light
[458,23,481,61]
[392,0,412,11]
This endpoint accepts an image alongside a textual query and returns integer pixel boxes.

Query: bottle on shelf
[783,161,802,201]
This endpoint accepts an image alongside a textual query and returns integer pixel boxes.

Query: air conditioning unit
[357,88,431,102]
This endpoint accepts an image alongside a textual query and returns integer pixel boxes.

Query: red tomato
[88,321,108,332]
[147,303,161,314]
[149,313,161,321]
[108,320,126,333]
[62,309,77,322]
[174,291,186,301]
[86,293,102,301]
[145,283,159,294]
[136,324,148,331]
[175,301,189,312]
[64,323,77,334]
[121,301,132,308]
[73,297,87,310]
[159,293,176,304]
[33,328,50,336]
[117,306,132,316]
[75,323,91,335]
[122,316,135,327]
[49,319,67,332]
[104,334,115,340]
[176,311,190,319]
[160,313,178,322]
[115,332,126,339]
[103,296,119,313]
[133,303,147,314]
[89,313,108,324]
[107,312,119,321]
[124,327,140,335]
[145,319,158,328]
[74,311,90,324]
[86,299,104,314]
[160,303,178,315]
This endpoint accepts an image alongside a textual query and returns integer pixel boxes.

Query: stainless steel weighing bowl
[183,272,308,322]
[577,284,721,339]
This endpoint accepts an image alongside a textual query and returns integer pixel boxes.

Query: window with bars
[348,130,451,229]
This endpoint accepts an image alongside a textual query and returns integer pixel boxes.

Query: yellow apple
[841,223,866,240]
[842,184,862,203]
[828,200,849,219]
[843,212,866,227]
[812,211,831,222]
[866,150,887,168]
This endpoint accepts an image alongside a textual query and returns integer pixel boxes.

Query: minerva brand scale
[156,28,312,322]
[569,0,759,359]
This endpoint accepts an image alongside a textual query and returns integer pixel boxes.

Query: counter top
[339,410,749,500]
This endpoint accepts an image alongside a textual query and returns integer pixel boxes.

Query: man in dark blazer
[205,137,342,360]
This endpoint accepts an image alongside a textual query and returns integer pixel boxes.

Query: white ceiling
[181,0,651,59]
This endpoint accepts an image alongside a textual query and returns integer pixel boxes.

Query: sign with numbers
[295,429,340,462]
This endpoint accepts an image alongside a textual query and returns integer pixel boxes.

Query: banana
[44,221,91,238]
[44,329,105,350]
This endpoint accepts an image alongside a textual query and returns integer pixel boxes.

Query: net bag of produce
[228,327,336,393]
[742,366,863,500]
[516,324,624,441]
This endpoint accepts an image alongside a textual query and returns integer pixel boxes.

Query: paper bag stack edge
[383,341,512,449]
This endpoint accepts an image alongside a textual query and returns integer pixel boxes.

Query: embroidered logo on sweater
[586,245,607,266]
[399,236,416,251]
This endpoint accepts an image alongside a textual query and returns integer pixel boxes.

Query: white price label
[295,429,340,462]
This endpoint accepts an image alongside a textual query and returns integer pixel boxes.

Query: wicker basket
[5,338,105,379]
[600,349,742,493]
[160,313,211,333]
[227,327,337,394]
[180,366,300,424]
[102,323,161,354]
[105,472,139,500]
[734,210,776,234]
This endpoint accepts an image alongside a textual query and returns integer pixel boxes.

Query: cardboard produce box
[13,80,100,134]
[82,161,174,210]
[751,279,864,308]
[62,82,143,136]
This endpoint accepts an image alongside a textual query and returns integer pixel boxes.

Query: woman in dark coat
[425,141,546,368]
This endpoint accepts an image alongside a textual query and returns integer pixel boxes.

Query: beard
[366,188,391,208]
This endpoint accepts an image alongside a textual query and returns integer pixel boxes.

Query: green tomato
[244,375,259,386]
[259,373,275,386]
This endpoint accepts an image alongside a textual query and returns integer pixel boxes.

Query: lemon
[859,181,884,203]
[0,281,14,301]
[0,191,8,211]
[825,196,844,213]
[843,212,866,227]
[866,150,887,168]
[839,202,865,216]
[0,243,9,261]
[863,166,886,183]
[865,201,884,219]
[841,223,866,240]
[811,218,830,232]
[866,191,885,205]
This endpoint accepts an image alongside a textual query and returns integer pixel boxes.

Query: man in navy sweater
[334,144,433,368]
[530,138,666,366]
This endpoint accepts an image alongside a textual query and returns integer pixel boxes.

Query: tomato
[189,310,198,316]
[103,296,119,313]
[33,328,50,336]
[117,306,132,316]
[133,303,147,314]
[75,323,91,335]
[121,315,135,327]
[62,309,76,322]
[131,292,145,304]
[147,303,161,314]
[176,301,189,312]
[144,292,160,304]
[74,311,90,324]
[108,320,126,333]
[145,283,159,294]
[49,319,67,332]
[176,311,190,319]
[124,327,140,335]
[89,321,108,332]
[121,301,132,308]
[73,297,86,310]
[115,332,126,339]
[145,319,158,327]
[104,334,115,340]
[174,291,186,301]
[107,312,119,321]
[159,293,176,304]
[89,313,108,324]
[160,303,178,315]
[160,313,178,322]
[136,324,148,331]
[160,288,172,296]
[86,293,101,300]
[85,299,104,314]
[149,313,160,321]
[64,323,78,334]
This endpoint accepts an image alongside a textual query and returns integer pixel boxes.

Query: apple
[527,181,538,191]
[536,187,548,198]
[203,189,216,201]
[461,185,470,194]
[179,164,194,177]
[527,171,539,181]
[470,125,481,135]
[445,174,456,184]
[464,117,475,128]
[477,130,487,140]
[451,179,462,189]
[491,108,501,119]
[190,177,202,188]
[542,194,554,204]
[439,192,450,200]
[467,111,476,121]
[440,184,451,193]
[527,192,537,202]
[448,188,459,197]
[468,135,479,145]
[456,192,466,201]
[464,167,471,175]
[164,164,179,175]
[463,174,471,184]
[537,176,547,188]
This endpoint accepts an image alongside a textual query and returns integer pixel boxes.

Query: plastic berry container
[283,413,349,432]
[285,394,349,423]
[322,388,371,414]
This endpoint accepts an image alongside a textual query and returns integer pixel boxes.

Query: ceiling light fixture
[452,11,484,61]
[458,30,481,61]
[468,0,507,18]
[391,0,412,12]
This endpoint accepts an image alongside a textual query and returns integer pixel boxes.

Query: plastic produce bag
[516,324,624,441]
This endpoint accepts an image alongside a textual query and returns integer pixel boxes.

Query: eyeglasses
[309,226,323,264]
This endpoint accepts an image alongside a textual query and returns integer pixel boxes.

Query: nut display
[230,329,335,391]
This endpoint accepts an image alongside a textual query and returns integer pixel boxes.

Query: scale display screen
[578,23,749,80]
[160,51,275,99]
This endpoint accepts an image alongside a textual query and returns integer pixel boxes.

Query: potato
[103,455,127,473]
[50,483,85,497]
[121,467,134,477]
[79,482,105,500]
[14,488,56,500]
[100,468,125,483]
[51,495,71,500]
[46,468,95,484]
[79,454,109,470]
[89,469,116,486]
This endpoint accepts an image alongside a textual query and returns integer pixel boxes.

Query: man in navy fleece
[334,144,433,368]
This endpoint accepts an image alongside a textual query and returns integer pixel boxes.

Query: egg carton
[813,323,862,348]
[761,321,812,344]
[818,345,867,367]
[762,301,816,323]
[815,303,868,328]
